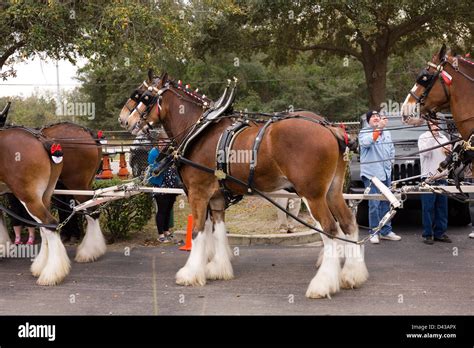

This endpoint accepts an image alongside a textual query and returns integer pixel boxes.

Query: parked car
[349,112,470,226]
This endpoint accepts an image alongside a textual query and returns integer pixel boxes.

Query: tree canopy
[1,1,472,129]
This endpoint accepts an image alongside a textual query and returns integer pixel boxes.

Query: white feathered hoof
[305,270,341,299]
[36,229,71,286]
[340,260,369,289]
[176,266,206,286]
[31,231,49,277]
[315,248,324,268]
[31,250,49,278]
[75,216,107,263]
[205,257,234,280]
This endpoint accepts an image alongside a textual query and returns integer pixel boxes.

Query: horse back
[41,123,101,189]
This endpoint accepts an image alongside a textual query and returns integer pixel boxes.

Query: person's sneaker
[158,236,171,243]
[434,234,452,243]
[423,237,434,245]
[278,225,288,233]
[14,236,22,245]
[381,232,402,241]
[369,234,380,244]
[469,231,474,239]
[26,237,35,245]
[287,225,296,234]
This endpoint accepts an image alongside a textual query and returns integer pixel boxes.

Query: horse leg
[75,214,106,263]
[303,196,341,299]
[30,227,49,277]
[22,199,70,285]
[302,198,325,268]
[326,160,368,289]
[176,192,211,286]
[206,194,233,280]
[0,213,11,247]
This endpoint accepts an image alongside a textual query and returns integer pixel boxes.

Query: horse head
[118,69,161,134]
[119,71,211,139]
[401,44,453,125]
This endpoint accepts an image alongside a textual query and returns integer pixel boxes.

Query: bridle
[125,78,211,134]
[411,55,474,118]
[410,59,451,116]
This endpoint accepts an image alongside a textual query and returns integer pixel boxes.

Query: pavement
[0,225,473,315]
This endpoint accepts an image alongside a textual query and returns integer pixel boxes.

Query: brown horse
[41,122,105,263]
[119,73,368,299]
[0,128,69,285]
[401,44,474,141]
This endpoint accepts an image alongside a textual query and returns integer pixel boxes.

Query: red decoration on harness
[339,123,349,146]
[466,53,471,58]
[51,143,62,155]
[441,71,452,86]
[97,130,103,139]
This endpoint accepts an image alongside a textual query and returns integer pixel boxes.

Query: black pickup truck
[349,113,470,226]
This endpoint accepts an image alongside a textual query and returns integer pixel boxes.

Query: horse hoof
[176,267,206,286]
[74,247,106,263]
[340,261,369,289]
[305,271,340,299]
[205,258,234,280]
[36,265,70,286]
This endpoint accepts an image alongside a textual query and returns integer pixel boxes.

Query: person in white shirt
[418,121,452,244]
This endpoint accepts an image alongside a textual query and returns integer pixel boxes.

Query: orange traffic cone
[179,214,193,251]
[117,152,130,179]
[96,154,113,179]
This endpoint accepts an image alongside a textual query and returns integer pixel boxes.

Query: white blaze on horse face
[118,106,130,128]
[401,84,419,120]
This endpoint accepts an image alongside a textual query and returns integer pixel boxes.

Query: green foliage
[0,94,57,127]
[92,179,153,242]
[189,0,473,108]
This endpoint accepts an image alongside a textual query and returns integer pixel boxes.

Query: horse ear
[439,44,447,60]
[160,72,168,83]
[147,68,154,83]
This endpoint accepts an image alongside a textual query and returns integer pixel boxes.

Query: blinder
[415,69,434,88]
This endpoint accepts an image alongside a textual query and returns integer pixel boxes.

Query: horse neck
[160,90,204,145]
[448,60,474,139]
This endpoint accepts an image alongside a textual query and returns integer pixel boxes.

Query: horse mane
[458,56,474,69]
[166,77,213,105]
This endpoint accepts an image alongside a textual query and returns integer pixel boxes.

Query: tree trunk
[362,55,388,111]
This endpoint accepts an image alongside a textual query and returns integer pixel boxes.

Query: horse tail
[327,126,358,154]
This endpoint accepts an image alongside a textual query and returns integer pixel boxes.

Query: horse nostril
[125,122,128,127]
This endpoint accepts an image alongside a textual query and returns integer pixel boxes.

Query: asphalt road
[0,225,473,315]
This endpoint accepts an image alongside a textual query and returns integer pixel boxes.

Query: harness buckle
[214,169,227,180]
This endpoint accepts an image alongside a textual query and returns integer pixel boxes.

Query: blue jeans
[420,179,448,238]
[362,176,392,236]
